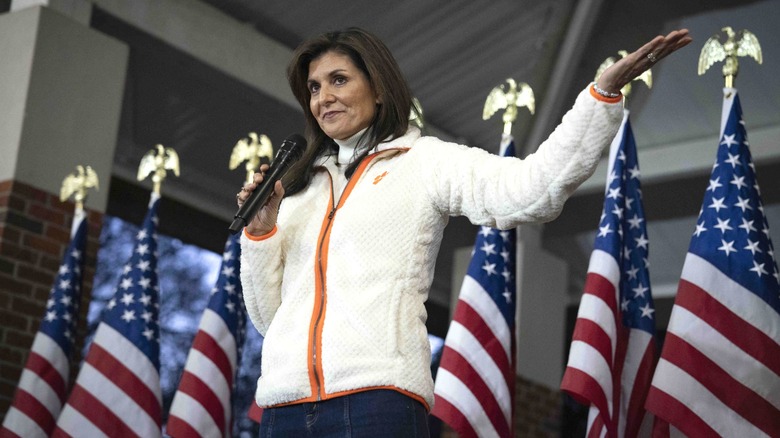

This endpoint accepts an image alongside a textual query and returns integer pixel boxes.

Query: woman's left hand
[597,29,693,95]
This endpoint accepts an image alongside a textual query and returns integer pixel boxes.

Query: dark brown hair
[283,27,414,195]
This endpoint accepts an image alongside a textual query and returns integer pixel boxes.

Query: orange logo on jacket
[373,171,388,185]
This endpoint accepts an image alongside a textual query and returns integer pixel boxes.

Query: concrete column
[11,0,91,24]
[0,5,128,211]
[515,223,568,389]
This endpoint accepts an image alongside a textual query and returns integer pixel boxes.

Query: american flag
[247,401,263,424]
[1,210,88,438]
[53,195,163,438]
[645,90,780,436]
[167,233,247,437]
[432,134,517,438]
[560,111,658,437]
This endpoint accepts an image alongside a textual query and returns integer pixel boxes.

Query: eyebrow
[308,68,348,82]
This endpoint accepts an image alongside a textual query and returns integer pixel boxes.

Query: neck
[333,127,369,166]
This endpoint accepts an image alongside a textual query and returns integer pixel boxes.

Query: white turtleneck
[333,127,369,167]
[331,128,369,195]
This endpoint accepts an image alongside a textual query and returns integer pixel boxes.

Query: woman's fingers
[244,180,284,235]
[649,29,692,64]
[238,165,274,206]
[237,167,269,207]
[273,180,285,199]
[597,29,692,93]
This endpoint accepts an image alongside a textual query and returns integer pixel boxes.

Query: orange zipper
[307,150,398,400]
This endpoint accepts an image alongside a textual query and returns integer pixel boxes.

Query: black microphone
[229,134,306,234]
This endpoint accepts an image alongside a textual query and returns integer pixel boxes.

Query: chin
[330,131,351,141]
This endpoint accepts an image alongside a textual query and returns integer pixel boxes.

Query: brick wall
[515,375,562,437]
[438,375,563,437]
[0,179,103,418]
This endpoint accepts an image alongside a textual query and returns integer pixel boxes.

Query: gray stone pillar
[515,223,568,389]
[0,5,127,211]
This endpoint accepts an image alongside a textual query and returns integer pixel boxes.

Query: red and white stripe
[167,309,238,437]
[2,212,87,438]
[53,323,162,438]
[646,253,780,437]
[1,333,69,438]
[562,249,656,438]
[247,401,263,423]
[432,275,514,438]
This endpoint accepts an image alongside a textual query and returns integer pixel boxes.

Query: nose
[318,85,336,106]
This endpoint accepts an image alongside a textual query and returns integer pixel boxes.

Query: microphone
[228,134,306,234]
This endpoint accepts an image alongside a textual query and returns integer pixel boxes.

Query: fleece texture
[240,86,623,409]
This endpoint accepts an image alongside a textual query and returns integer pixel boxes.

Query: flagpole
[720,88,736,139]
[54,148,179,437]
[169,133,271,434]
[647,28,780,436]
[560,52,659,438]
[432,80,534,437]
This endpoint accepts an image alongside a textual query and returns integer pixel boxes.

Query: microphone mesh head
[279,133,306,160]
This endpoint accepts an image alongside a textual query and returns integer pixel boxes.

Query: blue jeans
[259,389,430,437]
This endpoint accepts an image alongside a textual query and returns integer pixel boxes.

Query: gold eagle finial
[229,132,274,184]
[60,165,99,211]
[698,26,762,87]
[410,97,425,130]
[595,50,652,98]
[137,144,180,194]
[483,78,535,135]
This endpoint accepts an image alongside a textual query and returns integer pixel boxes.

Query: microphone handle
[228,157,291,234]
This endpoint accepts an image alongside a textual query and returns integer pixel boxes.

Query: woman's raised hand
[236,164,285,236]
[597,29,693,95]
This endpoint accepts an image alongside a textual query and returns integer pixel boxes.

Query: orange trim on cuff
[589,84,623,104]
[243,225,278,241]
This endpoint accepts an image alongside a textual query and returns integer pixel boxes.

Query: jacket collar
[375,126,420,152]
[316,126,419,167]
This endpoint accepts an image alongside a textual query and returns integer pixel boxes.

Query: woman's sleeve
[421,85,624,229]
[240,226,283,336]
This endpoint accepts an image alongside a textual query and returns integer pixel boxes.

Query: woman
[237,27,691,436]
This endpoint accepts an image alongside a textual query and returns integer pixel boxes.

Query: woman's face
[308,51,378,141]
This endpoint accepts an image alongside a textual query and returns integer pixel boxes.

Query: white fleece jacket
[240,86,623,409]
